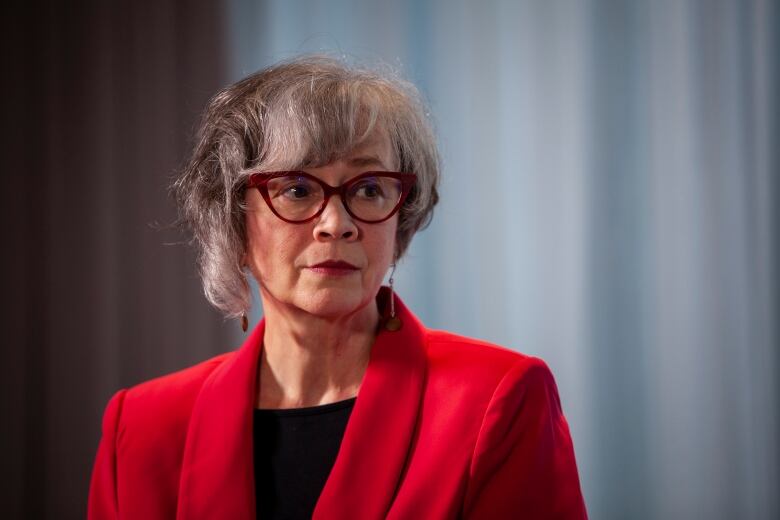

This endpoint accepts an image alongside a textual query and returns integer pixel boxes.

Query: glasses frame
[247,170,417,224]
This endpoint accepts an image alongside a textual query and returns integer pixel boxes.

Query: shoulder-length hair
[173,55,440,318]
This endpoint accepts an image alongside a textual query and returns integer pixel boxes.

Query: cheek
[245,218,300,277]
[367,221,398,266]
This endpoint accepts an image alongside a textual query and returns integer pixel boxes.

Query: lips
[308,260,359,276]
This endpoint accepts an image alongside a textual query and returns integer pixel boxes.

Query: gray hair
[173,55,440,318]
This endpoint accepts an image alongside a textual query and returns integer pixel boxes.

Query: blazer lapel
[176,320,265,520]
[314,291,427,519]
[175,288,427,520]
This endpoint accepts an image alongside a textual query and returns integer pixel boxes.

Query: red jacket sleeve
[463,358,588,519]
[88,389,127,520]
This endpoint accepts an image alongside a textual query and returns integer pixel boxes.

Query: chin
[300,285,374,319]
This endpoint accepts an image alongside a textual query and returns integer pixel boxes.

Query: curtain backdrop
[1,1,232,518]
[228,1,779,518]
[2,1,777,518]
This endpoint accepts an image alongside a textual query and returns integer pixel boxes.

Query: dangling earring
[239,256,249,333]
[384,263,402,331]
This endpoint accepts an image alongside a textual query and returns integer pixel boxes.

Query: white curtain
[228,1,778,517]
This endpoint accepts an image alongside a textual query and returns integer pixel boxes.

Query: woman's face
[244,130,399,320]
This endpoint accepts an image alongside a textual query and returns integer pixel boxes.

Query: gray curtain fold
[1,1,233,518]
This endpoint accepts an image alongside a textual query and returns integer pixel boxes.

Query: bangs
[256,81,395,172]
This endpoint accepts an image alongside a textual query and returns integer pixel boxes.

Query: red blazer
[88,292,587,519]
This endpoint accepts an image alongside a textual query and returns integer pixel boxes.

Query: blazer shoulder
[126,350,232,399]
[119,351,234,435]
[425,330,552,399]
[424,328,543,383]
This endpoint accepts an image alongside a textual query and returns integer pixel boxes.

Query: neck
[255,293,380,409]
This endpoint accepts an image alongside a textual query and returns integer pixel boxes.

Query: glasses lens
[346,176,403,221]
[265,175,325,221]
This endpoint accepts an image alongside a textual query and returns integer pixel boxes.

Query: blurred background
[2,0,777,518]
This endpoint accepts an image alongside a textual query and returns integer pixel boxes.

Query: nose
[312,195,358,241]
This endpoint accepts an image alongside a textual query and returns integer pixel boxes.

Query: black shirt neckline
[254,396,357,417]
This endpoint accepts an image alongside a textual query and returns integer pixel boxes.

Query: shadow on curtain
[1,1,234,517]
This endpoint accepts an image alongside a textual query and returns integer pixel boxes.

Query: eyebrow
[347,155,389,169]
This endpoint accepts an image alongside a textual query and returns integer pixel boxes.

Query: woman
[88,56,587,519]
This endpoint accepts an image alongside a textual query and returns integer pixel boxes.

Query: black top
[254,397,356,519]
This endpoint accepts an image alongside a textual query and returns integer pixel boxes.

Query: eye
[281,183,311,199]
[351,179,385,199]
[269,176,319,201]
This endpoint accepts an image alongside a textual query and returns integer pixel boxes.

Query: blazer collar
[176,288,427,520]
